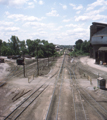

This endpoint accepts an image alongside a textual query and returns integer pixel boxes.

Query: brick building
[90,22,107,64]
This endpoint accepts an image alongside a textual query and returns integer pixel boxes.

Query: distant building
[55,45,60,51]
[90,22,107,64]
[68,46,75,52]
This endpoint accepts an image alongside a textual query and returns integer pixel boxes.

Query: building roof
[92,22,107,26]
[99,47,107,51]
[91,26,107,45]
[93,27,107,36]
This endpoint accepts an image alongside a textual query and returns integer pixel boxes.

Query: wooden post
[37,47,39,76]
[33,74,34,80]
[90,78,92,85]
[48,56,49,67]
[23,53,25,77]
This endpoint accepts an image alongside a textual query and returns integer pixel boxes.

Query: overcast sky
[0,0,107,45]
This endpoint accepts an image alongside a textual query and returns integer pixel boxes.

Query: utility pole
[37,47,39,76]
[48,45,49,67]
[23,52,25,77]
[36,42,43,76]
[20,51,25,77]
[48,52,49,67]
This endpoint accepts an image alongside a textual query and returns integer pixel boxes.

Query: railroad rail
[4,85,48,120]
[67,66,87,120]
[69,58,107,120]
[0,57,57,87]
[3,56,60,120]
[3,69,58,120]
[79,88,107,120]
[45,53,65,120]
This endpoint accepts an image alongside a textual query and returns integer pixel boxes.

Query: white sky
[0,0,107,45]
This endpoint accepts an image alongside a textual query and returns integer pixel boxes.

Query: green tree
[26,39,36,56]
[75,39,83,51]
[1,41,14,56]
[0,39,2,55]
[0,37,56,57]
[9,36,20,55]
[34,39,44,58]
[75,39,83,45]
[81,40,90,53]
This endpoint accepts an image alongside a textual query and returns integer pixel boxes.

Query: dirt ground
[0,63,10,81]
[0,57,62,120]
[0,55,107,120]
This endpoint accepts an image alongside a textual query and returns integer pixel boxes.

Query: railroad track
[9,57,56,77]
[0,57,57,87]
[45,53,65,120]
[67,66,87,120]
[79,88,107,120]
[3,72,58,120]
[2,57,60,120]
[69,58,107,120]
[4,85,48,120]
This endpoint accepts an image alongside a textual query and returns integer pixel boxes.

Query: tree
[34,39,44,58]
[75,39,83,45]
[81,40,90,53]
[0,37,56,57]
[0,39,2,55]
[9,36,20,55]
[26,39,36,56]
[75,39,83,51]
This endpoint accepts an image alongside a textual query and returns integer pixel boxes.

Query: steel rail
[70,58,107,120]
[4,84,44,120]
[81,88,107,113]
[5,57,54,78]
[1,57,55,84]
[0,58,57,87]
[80,90,105,120]
[77,89,88,120]
[26,60,53,77]
[4,73,57,120]
[12,56,56,77]
[71,66,107,119]
[14,85,49,120]
[67,64,87,120]
[45,54,65,120]
[55,54,65,120]
[79,88,107,119]
[68,69,77,120]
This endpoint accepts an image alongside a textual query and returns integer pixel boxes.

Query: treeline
[70,39,90,56]
[59,45,73,49]
[0,35,57,58]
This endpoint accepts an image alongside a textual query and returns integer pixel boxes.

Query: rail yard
[0,52,107,120]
